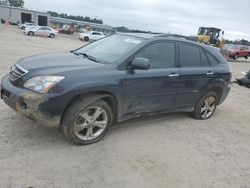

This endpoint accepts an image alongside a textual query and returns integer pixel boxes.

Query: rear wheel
[234,54,238,60]
[28,31,34,36]
[192,91,218,120]
[62,99,113,145]
[49,33,55,38]
[21,26,25,30]
[84,36,89,41]
[245,54,249,59]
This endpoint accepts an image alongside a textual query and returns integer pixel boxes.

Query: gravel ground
[0,25,250,188]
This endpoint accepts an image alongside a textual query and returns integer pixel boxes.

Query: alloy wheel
[200,96,216,119]
[73,106,108,141]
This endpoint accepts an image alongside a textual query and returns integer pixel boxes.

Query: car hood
[18,52,106,73]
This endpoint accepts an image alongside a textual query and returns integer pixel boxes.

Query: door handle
[206,71,214,76]
[168,73,179,78]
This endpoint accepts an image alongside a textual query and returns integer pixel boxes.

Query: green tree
[8,0,24,7]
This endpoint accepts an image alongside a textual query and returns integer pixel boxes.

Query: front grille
[9,64,28,81]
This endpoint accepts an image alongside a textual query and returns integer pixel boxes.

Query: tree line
[0,0,24,7]
[47,11,103,24]
[224,39,250,46]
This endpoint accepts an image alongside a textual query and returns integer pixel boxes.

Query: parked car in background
[1,34,232,145]
[24,26,58,38]
[225,45,249,60]
[79,31,105,41]
[58,27,74,35]
[19,22,38,30]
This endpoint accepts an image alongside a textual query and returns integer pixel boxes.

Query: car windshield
[76,34,144,63]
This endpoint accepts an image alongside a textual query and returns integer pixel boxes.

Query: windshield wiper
[73,51,102,63]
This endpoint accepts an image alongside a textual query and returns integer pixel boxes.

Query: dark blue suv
[0,34,231,145]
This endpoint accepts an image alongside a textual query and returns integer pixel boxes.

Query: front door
[123,41,179,116]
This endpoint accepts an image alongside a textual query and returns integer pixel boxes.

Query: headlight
[24,76,65,93]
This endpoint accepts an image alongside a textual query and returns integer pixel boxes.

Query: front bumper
[1,76,61,127]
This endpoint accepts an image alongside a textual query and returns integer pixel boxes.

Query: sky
[24,0,250,40]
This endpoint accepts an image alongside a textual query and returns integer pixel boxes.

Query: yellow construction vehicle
[197,27,225,49]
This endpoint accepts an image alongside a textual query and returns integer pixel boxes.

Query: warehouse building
[50,17,115,34]
[0,5,115,34]
[0,5,50,26]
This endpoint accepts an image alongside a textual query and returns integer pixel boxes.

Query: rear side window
[206,52,219,66]
[135,42,175,69]
[179,43,200,67]
[200,50,209,67]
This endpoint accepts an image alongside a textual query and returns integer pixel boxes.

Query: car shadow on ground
[112,112,189,131]
[4,112,191,147]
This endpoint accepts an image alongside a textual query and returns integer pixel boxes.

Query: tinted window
[206,52,219,66]
[179,43,200,67]
[200,50,209,67]
[135,42,175,69]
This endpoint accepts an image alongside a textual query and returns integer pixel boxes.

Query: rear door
[176,42,214,107]
[124,41,179,115]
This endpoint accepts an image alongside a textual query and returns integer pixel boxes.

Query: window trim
[204,50,220,67]
[200,49,211,67]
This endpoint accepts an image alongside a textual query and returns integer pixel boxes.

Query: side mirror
[131,58,150,70]
[222,31,225,35]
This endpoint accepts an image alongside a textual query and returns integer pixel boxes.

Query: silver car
[24,26,58,38]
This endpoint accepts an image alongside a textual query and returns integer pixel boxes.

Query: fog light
[20,102,27,110]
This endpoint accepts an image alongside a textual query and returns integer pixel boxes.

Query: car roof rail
[156,34,197,42]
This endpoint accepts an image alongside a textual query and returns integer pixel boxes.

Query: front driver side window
[135,42,175,69]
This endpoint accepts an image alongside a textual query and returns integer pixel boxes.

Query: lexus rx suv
[0,34,232,145]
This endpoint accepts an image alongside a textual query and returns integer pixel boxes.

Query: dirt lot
[0,24,250,188]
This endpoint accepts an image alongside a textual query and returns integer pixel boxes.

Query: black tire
[245,54,249,59]
[192,91,218,120]
[28,31,34,36]
[21,26,25,30]
[62,99,113,145]
[84,36,89,41]
[49,33,55,38]
[234,54,238,60]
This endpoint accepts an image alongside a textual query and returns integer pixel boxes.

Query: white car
[24,26,58,38]
[79,31,105,41]
[19,22,38,30]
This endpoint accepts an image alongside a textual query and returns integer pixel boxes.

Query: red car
[225,45,250,60]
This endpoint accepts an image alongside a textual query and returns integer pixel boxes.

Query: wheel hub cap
[73,106,108,141]
[200,96,216,118]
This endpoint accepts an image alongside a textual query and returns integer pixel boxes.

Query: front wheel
[62,99,113,145]
[234,54,238,60]
[49,33,55,38]
[192,91,218,120]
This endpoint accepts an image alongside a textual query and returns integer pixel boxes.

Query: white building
[0,5,50,26]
